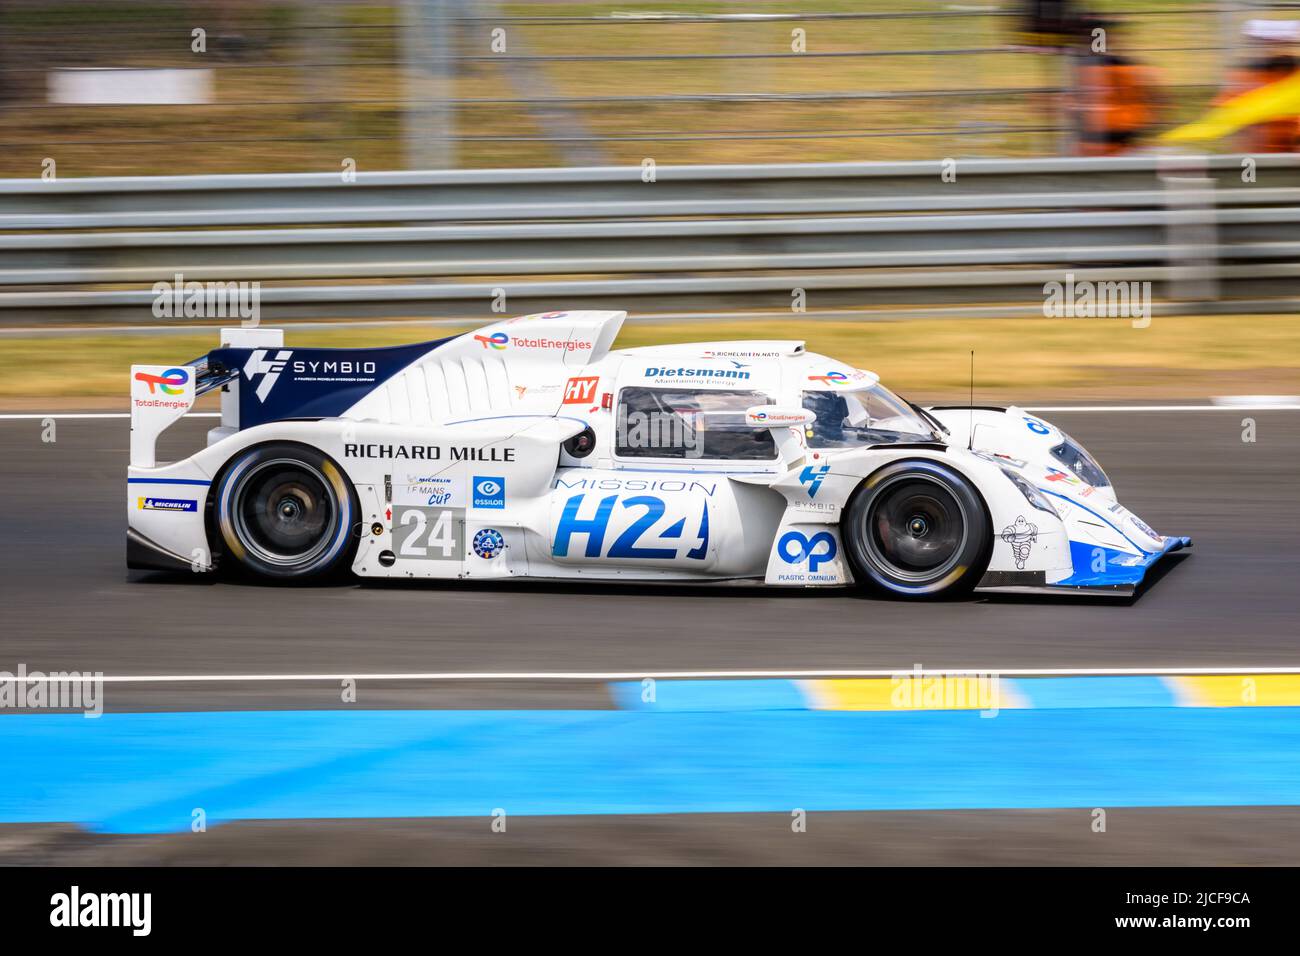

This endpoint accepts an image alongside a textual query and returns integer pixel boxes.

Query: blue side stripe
[1040,487,1150,554]
[128,478,211,486]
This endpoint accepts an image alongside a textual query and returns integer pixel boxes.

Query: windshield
[801,384,939,447]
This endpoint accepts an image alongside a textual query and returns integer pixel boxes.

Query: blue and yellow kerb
[612,674,1300,712]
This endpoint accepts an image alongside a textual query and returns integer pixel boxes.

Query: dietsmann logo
[644,366,751,380]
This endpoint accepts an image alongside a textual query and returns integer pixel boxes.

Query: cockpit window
[801,385,937,448]
[616,387,777,461]
[1050,435,1111,487]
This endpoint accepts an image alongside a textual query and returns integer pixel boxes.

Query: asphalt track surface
[2,407,1298,864]
[4,409,1297,684]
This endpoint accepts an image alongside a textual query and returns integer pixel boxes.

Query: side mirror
[744,405,814,428]
[746,406,814,466]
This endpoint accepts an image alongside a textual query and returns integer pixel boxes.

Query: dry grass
[0,0,1231,176]
[4,313,1297,404]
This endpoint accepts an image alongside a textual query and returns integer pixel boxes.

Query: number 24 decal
[399,507,458,557]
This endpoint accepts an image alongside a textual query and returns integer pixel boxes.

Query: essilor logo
[808,371,849,385]
[474,332,509,350]
[243,349,292,402]
[476,479,501,496]
[133,367,189,395]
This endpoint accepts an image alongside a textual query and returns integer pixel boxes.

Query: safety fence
[2,154,1298,325]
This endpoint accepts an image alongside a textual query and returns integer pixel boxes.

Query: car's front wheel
[843,460,990,598]
[214,442,358,580]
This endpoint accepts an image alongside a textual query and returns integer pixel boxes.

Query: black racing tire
[843,460,991,599]
[213,442,359,581]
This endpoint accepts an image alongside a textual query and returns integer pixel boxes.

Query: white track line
[3,406,1299,420]
[11,666,1300,683]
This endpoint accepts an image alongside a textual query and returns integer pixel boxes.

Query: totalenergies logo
[808,371,849,385]
[474,332,509,350]
[134,367,190,395]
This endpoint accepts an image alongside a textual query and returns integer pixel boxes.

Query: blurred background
[2,1,1299,406]
[2,0,1298,176]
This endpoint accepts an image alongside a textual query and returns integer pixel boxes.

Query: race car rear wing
[130,327,284,468]
[187,352,239,397]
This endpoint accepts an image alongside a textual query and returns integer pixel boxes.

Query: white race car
[127,310,1190,598]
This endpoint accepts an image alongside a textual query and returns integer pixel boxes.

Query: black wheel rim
[864,475,968,582]
[232,459,338,568]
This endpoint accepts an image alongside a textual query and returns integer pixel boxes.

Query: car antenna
[968,350,975,451]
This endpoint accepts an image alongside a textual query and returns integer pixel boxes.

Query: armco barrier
[2,155,1297,324]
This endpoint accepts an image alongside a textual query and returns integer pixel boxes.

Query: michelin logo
[137,497,197,512]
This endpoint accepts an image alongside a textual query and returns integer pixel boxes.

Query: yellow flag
[1162,70,1300,143]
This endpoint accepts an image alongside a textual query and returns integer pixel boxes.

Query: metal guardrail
[2,155,1299,324]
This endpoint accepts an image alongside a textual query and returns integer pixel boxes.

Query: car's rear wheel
[214,442,358,580]
[843,460,990,598]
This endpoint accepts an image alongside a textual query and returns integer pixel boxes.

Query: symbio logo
[799,464,829,498]
[243,349,292,402]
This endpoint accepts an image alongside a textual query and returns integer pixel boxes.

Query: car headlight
[1050,434,1110,488]
[1001,467,1059,516]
